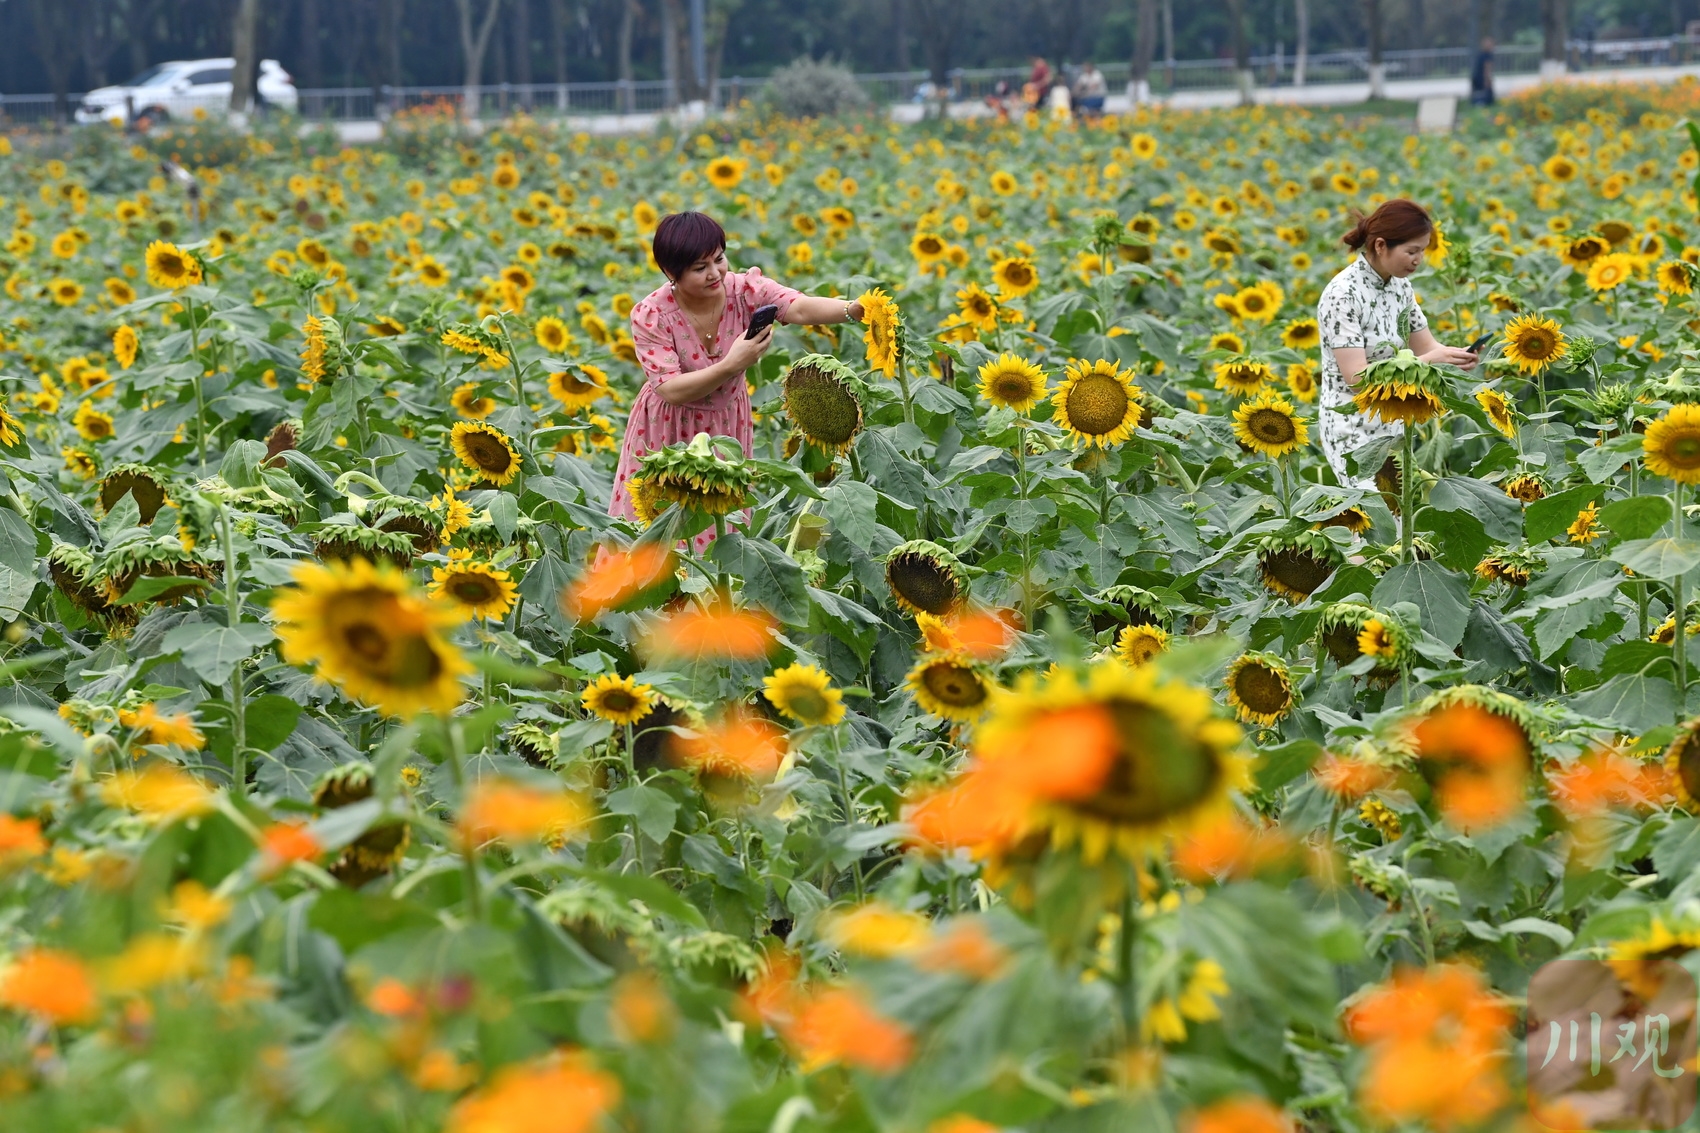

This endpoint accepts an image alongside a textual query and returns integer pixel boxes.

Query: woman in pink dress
[608,211,865,545]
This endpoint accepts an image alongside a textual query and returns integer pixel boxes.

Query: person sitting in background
[1025,56,1051,111]
[1074,61,1107,118]
[1470,37,1496,106]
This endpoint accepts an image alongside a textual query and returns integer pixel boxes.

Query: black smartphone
[745,304,779,339]
[1467,332,1493,353]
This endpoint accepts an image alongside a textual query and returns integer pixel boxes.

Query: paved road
[330,62,1700,142]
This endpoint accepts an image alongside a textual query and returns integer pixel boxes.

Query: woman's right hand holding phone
[1418,345,1479,369]
[722,323,774,374]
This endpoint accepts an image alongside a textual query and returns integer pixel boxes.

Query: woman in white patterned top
[1316,199,1478,485]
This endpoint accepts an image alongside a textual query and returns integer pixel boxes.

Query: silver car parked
[75,58,298,126]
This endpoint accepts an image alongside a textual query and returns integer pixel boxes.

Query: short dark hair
[653,212,726,280]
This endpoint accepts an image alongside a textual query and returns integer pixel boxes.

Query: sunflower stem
[220,505,247,797]
[445,719,485,922]
[894,365,915,426]
[1399,424,1416,565]
[187,293,207,474]
[830,729,864,902]
[1117,887,1139,1042]
[1677,482,1688,719]
[713,514,730,600]
[1015,420,1035,628]
[626,720,646,875]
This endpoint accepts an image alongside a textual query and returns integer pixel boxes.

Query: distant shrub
[761,57,870,119]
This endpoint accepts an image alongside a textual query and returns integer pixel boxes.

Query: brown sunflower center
[156,252,186,276]
[992,372,1037,402]
[1322,623,1364,665]
[921,661,985,707]
[1233,664,1290,714]
[1516,331,1556,359]
[1245,407,1297,446]
[1002,263,1033,288]
[600,688,638,712]
[889,554,958,614]
[1122,632,1164,665]
[451,574,502,604]
[1067,373,1131,436]
[1663,434,1700,470]
[786,371,861,446]
[342,622,391,664]
[462,432,514,475]
[1262,547,1333,597]
[1221,365,1264,391]
[1068,700,1221,824]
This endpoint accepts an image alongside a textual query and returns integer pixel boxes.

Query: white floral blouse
[1316,255,1429,485]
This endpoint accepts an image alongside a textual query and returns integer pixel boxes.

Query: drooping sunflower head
[1224,651,1294,727]
[1352,350,1450,426]
[1317,506,1373,536]
[1643,404,1700,485]
[1475,548,1541,588]
[858,288,902,378]
[1501,471,1547,503]
[1231,392,1309,458]
[451,421,523,486]
[763,662,847,727]
[1052,359,1142,448]
[48,542,131,630]
[1255,532,1342,603]
[1597,219,1636,247]
[885,539,967,616]
[1665,719,1700,810]
[98,464,172,525]
[314,524,420,570]
[975,661,1251,865]
[272,558,470,719]
[1659,260,1696,295]
[1500,314,1567,375]
[1211,357,1275,398]
[783,354,865,453]
[582,673,657,725]
[100,535,218,606]
[1319,602,1378,667]
[1474,387,1517,437]
[1116,624,1170,668]
[430,556,519,621]
[977,353,1048,413]
[906,651,994,722]
[636,432,756,518]
[547,364,609,412]
[1088,584,1167,634]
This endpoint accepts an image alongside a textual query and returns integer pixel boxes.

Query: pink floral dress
[608,269,802,546]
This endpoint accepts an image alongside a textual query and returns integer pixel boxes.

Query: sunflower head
[313,524,419,570]
[1644,404,1700,484]
[635,432,756,518]
[1475,548,1541,588]
[1116,624,1170,667]
[1255,531,1342,602]
[1212,357,1275,398]
[1352,350,1451,426]
[1319,602,1378,666]
[906,651,994,721]
[1088,584,1167,634]
[764,663,847,727]
[98,464,172,525]
[977,353,1048,413]
[1586,252,1637,292]
[783,354,865,453]
[1052,359,1142,448]
[1665,720,1700,809]
[858,288,903,378]
[451,421,523,486]
[992,256,1038,298]
[885,539,967,616]
[1474,387,1517,437]
[144,240,202,290]
[1224,652,1294,726]
[582,673,657,725]
[1317,506,1373,536]
[1500,471,1546,503]
[48,542,132,630]
[366,497,448,555]
[547,364,609,412]
[1232,392,1309,458]
[1500,314,1567,375]
[100,536,218,606]
[430,557,519,621]
[1281,318,1320,350]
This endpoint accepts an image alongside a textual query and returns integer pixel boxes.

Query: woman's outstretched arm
[781,295,866,325]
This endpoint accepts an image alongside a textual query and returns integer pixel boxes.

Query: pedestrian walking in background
[1470,37,1496,106]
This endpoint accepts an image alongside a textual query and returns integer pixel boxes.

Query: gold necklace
[680,294,726,355]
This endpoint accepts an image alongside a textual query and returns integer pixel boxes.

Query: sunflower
[1568,502,1602,544]
[1281,318,1320,350]
[990,170,1018,195]
[1542,154,1578,181]
[992,256,1038,298]
[547,364,609,413]
[1502,472,1546,502]
[1232,392,1309,458]
[300,315,330,383]
[1352,350,1449,426]
[1559,234,1607,267]
[535,315,572,352]
[1475,549,1538,588]
[977,353,1047,412]
[1224,652,1294,726]
[911,231,948,264]
[1586,253,1636,292]
[783,354,865,453]
[976,661,1251,865]
[1659,260,1695,295]
[1286,361,1318,403]
[1233,285,1277,323]
[582,673,657,725]
[1052,358,1142,448]
[1609,918,1700,1001]
[416,256,450,286]
[144,240,201,289]
[72,401,114,442]
[1318,505,1372,535]
[1597,219,1635,246]
[1474,388,1516,437]
[636,432,754,517]
[113,324,138,370]
[430,556,518,620]
[313,524,418,569]
[705,155,745,190]
[442,325,507,366]
[99,464,171,523]
[49,279,82,306]
[272,559,469,719]
[451,382,496,420]
[1500,314,1566,374]
[451,421,522,486]
[955,282,1000,332]
[885,540,966,616]
[1256,532,1341,602]
[763,663,846,727]
[1209,331,1245,354]
[1212,358,1274,397]
[858,288,901,378]
[906,652,993,721]
[1644,405,1700,484]
[1116,624,1169,667]
[0,405,20,448]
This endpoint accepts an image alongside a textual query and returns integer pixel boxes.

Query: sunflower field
[12,81,1700,1131]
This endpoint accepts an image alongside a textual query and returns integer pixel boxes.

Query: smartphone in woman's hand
[745,304,779,339]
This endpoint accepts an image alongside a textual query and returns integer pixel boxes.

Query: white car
[75,58,298,126]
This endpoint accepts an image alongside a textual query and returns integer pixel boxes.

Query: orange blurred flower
[165,879,232,930]
[0,948,99,1025]
[118,702,205,750]
[917,608,1016,661]
[1186,1096,1293,1133]
[1547,748,1666,818]
[929,1117,1002,1133]
[1170,813,1292,884]
[738,950,803,1028]
[917,918,1010,981]
[99,932,205,995]
[609,971,675,1044]
[671,708,787,782]
[821,902,932,958]
[977,703,1118,803]
[259,822,322,874]
[413,1048,478,1092]
[368,978,424,1017]
[783,985,913,1074]
[446,1049,621,1133]
[1344,965,1513,1130]
[101,763,216,820]
[902,769,1027,852]
[0,814,46,863]
[1312,753,1393,799]
[459,780,591,846]
[563,544,674,620]
[1413,704,1531,829]
[644,603,776,661]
